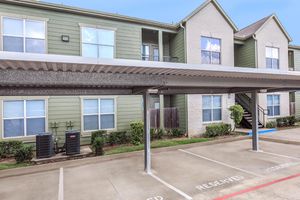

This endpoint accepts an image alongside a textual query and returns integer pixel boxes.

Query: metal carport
[1,51,300,174]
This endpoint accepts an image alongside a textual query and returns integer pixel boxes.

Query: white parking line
[149,173,193,200]
[257,151,300,161]
[58,167,64,200]
[179,149,263,178]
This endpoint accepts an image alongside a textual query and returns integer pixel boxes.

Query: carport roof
[0,52,300,95]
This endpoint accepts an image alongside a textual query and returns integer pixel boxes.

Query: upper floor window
[267,95,280,116]
[3,100,46,138]
[202,95,222,122]
[81,27,115,59]
[142,44,159,61]
[2,17,46,53]
[201,37,221,64]
[266,47,279,69]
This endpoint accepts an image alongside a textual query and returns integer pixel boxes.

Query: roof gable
[180,0,238,31]
[235,14,292,42]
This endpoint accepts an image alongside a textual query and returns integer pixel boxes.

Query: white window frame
[81,97,117,133]
[2,99,47,139]
[201,36,222,65]
[267,94,280,117]
[80,24,116,59]
[202,95,222,123]
[266,46,280,69]
[1,15,47,53]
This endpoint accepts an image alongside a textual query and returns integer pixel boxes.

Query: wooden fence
[150,107,179,129]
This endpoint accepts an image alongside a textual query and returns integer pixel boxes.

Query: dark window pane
[101,114,115,129]
[272,59,279,69]
[213,109,222,121]
[27,118,45,135]
[203,109,212,122]
[4,119,24,138]
[84,115,99,131]
[266,58,272,69]
[3,36,24,52]
[212,52,220,64]
[201,51,211,64]
[26,38,45,53]
[274,106,280,116]
[267,106,273,116]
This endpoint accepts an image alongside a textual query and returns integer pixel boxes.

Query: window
[2,17,46,53]
[266,47,279,69]
[81,27,115,59]
[267,95,280,116]
[3,100,46,138]
[201,37,221,64]
[83,98,115,131]
[142,44,150,61]
[202,95,222,122]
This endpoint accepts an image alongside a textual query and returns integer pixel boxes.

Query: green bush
[108,131,129,145]
[92,137,105,156]
[171,128,184,137]
[276,116,296,127]
[14,145,33,163]
[266,121,277,128]
[151,128,164,140]
[129,121,144,145]
[0,140,23,158]
[91,130,107,145]
[229,105,244,131]
[204,123,232,138]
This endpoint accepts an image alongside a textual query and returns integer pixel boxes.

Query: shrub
[92,137,105,156]
[129,121,144,145]
[171,128,184,137]
[108,131,129,145]
[14,145,34,163]
[276,116,296,127]
[91,130,107,145]
[229,105,244,131]
[0,140,23,158]
[204,123,232,138]
[151,128,164,140]
[266,121,277,128]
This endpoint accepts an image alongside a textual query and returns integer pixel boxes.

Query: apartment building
[0,0,296,142]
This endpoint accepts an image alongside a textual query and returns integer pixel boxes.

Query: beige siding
[171,95,187,132]
[293,49,300,71]
[170,28,185,63]
[185,2,234,65]
[234,39,256,67]
[0,3,142,59]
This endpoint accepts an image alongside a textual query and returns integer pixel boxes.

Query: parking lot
[1,137,300,200]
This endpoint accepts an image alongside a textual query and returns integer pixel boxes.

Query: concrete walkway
[260,127,300,145]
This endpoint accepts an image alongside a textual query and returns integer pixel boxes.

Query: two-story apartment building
[0,0,296,142]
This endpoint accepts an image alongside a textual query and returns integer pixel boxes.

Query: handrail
[236,93,268,126]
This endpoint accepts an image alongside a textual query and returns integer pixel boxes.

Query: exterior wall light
[61,35,70,42]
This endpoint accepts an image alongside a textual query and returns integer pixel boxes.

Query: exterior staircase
[236,94,267,129]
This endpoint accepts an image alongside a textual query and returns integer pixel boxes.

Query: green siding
[293,49,300,71]
[117,96,143,130]
[171,95,187,132]
[234,39,256,67]
[170,28,185,63]
[295,92,300,118]
[0,3,142,59]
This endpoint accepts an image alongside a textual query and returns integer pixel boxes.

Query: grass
[0,162,32,170]
[105,137,210,155]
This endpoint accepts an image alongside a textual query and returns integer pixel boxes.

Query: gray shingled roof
[235,15,272,40]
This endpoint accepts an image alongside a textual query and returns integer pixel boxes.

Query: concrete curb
[0,135,250,179]
[260,137,300,146]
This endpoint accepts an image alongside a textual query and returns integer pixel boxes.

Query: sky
[43,0,300,45]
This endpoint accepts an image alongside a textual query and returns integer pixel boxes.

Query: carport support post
[143,91,151,174]
[251,91,259,151]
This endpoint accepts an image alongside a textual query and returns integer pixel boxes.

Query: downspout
[180,22,187,63]
[253,34,258,68]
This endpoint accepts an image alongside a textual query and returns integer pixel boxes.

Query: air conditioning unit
[36,134,54,159]
[65,130,80,155]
